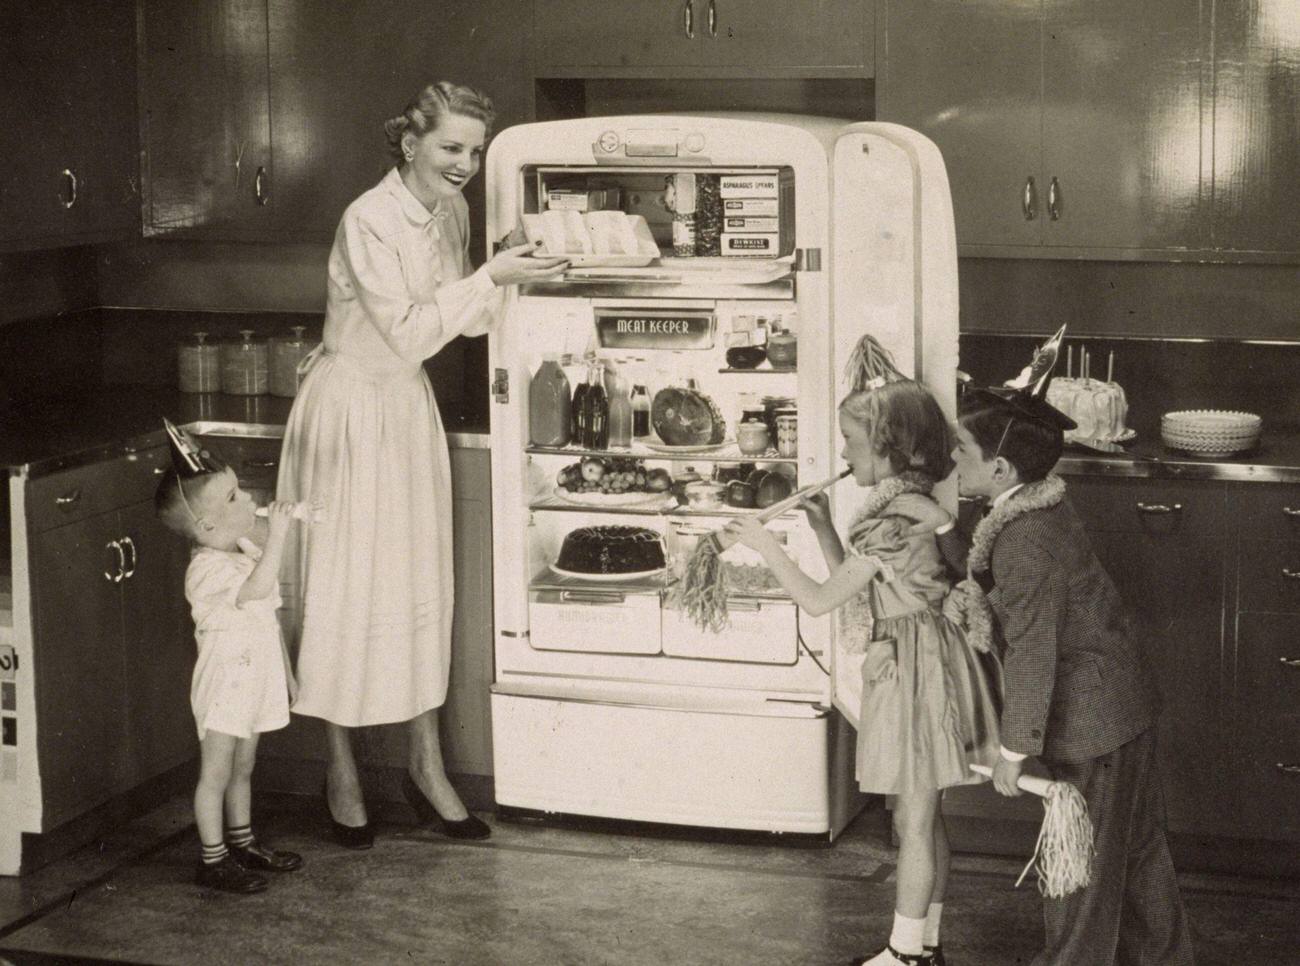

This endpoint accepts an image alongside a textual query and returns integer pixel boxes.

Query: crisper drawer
[27,446,169,533]
[1062,476,1227,536]
[529,586,662,655]
[1229,483,1300,542]
[1238,541,1300,614]
[663,597,799,665]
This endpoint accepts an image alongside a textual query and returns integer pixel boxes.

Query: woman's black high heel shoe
[402,773,490,840]
[322,779,374,850]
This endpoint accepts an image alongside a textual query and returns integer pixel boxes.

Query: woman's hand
[486,241,569,286]
[801,491,832,529]
[724,515,780,554]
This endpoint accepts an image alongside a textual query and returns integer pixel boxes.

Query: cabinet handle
[683,0,694,38]
[1021,176,1037,221]
[1283,506,1300,517]
[55,488,82,508]
[1277,763,1300,776]
[708,0,717,37]
[1279,657,1300,668]
[1282,568,1300,581]
[60,168,78,209]
[1135,502,1182,515]
[105,539,125,583]
[244,458,278,469]
[254,166,269,206]
[153,465,166,476]
[1048,176,1062,221]
[120,536,137,579]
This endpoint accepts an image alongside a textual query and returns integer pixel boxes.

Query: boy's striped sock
[201,841,228,865]
[226,824,256,848]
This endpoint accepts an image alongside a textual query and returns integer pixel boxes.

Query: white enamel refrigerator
[484,114,958,839]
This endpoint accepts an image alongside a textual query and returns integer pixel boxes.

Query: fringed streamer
[675,541,730,632]
[843,333,905,392]
[1015,781,1095,899]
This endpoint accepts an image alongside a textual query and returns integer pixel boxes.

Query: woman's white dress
[278,167,501,727]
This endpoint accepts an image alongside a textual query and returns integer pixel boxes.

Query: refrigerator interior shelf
[530,569,667,594]
[527,444,799,464]
[528,496,802,520]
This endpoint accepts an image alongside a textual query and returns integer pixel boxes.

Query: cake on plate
[1046,377,1129,440]
[555,525,666,575]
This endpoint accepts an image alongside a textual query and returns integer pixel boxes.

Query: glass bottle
[529,354,572,447]
[571,364,590,445]
[630,384,652,438]
[583,361,609,449]
[606,368,633,449]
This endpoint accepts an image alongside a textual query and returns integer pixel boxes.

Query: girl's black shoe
[322,779,374,850]
[402,773,491,839]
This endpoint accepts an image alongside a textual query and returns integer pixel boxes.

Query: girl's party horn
[697,468,852,555]
[970,764,1094,898]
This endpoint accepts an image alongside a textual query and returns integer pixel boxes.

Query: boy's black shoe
[924,945,946,966]
[196,855,268,894]
[229,841,303,872]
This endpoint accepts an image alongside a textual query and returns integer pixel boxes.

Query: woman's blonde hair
[839,334,954,480]
[383,81,496,162]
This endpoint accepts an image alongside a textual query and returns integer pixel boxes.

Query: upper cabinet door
[139,0,273,233]
[1042,0,1205,252]
[0,0,138,250]
[702,0,872,71]
[1211,2,1300,255]
[534,0,701,73]
[878,1,1043,248]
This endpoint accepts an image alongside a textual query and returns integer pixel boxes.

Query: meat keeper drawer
[663,597,799,665]
[529,587,662,655]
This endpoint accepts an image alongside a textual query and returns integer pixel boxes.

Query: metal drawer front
[663,597,799,665]
[1229,484,1300,542]
[528,587,662,655]
[1063,476,1227,536]
[1238,541,1300,615]
[27,447,169,533]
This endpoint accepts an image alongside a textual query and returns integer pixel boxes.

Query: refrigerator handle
[795,248,822,272]
[492,368,510,405]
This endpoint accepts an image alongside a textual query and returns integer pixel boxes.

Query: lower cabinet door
[1234,613,1300,838]
[29,512,129,830]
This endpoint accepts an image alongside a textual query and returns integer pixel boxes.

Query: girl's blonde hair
[839,334,954,480]
[383,81,496,162]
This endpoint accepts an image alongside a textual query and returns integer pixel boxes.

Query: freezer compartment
[528,585,663,655]
[662,595,799,665]
[491,687,832,833]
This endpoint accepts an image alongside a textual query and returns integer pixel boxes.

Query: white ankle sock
[923,902,944,947]
[889,912,926,956]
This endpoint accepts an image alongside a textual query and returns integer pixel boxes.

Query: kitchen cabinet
[0,0,139,252]
[138,0,274,236]
[533,0,873,77]
[878,0,1206,259]
[26,446,193,831]
[1210,3,1300,256]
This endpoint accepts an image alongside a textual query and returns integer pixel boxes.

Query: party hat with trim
[960,324,1076,432]
[163,418,223,477]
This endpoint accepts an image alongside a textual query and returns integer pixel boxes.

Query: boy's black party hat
[960,324,1077,432]
[163,417,223,477]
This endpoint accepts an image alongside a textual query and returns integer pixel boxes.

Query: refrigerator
[484,114,958,840]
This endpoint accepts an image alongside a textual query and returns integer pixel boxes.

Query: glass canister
[177,331,220,393]
[269,325,317,398]
[775,409,799,458]
[737,420,771,456]
[221,330,269,395]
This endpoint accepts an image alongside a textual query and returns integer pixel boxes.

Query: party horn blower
[696,468,852,555]
[970,764,1094,898]
[255,499,325,523]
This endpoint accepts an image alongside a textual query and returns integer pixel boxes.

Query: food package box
[720,232,781,256]
[546,187,622,212]
[723,216,778,232]
[720,173,780,198]
[722,198,779,216]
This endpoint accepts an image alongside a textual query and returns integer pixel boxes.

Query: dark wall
[0,248,99,327]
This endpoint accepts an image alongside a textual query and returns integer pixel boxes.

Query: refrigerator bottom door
[528,588,662,655]
[662,597,798,664]
[491,689,832,834]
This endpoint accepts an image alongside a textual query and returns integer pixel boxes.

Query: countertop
[1,388,1297,483]
[1,389,490,478]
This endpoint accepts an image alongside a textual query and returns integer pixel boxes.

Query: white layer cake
[1046,377,1129,440]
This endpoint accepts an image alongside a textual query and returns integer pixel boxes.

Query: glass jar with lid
[221,330,269,395]
[177,331,220,393]
[269,325,318,397]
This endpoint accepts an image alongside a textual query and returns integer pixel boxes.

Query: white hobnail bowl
[1161,425,1260,456]
[1162,410,1261,434]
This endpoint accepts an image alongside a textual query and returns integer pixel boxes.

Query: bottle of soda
[585,361,609,449]
[570,362,590,446]
[630,384,652,438]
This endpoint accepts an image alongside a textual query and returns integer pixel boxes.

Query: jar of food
[767,331,798,370]
[221,330,269,395]
[775,411,799,458]
[762,396,796,443]
[177,331,220,393]
[269,326,318,398]
[684,480,726,510]
[737,420,771,456]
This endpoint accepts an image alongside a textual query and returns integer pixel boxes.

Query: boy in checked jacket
[924,339,1195,965]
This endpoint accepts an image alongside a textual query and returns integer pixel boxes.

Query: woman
[278,82,566,847]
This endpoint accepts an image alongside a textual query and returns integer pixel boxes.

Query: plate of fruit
[554,456,675,507]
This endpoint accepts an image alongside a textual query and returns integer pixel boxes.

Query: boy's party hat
[961,324,1076,433]
[163,418,223,477]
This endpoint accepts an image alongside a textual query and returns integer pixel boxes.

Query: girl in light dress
[725,335,1002,966]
